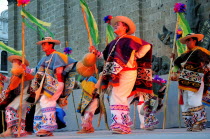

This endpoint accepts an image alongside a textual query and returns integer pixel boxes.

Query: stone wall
[7,0,210,68]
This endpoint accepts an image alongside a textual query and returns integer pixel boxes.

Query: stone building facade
[7,0,210,69]
[0,10,8,73]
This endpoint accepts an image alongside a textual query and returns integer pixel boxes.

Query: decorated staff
[163,2,192,129]
[16,0,56,136]
[16,0,31,137]
[79,0,109,130]
[16,0,54,136]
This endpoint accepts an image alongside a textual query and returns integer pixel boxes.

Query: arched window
[1,51,7,71]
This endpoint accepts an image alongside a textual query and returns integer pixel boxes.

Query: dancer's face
[12,59,22,66]
[41,42,53,52]
[113,22,127,35]
[185,38,196,50]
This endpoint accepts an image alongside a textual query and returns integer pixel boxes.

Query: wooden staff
[178,90,181,128]
[81,7,109,130]
[65,41,68,48]
[162,15,179,129]
[71,92,80,130]
[97,88,109,130]
[18,9,26,137]
[81,8,93,47]
[133,101,137,129]
[1,110,5,132]
[81,7,98,77]
[65,41,80,130]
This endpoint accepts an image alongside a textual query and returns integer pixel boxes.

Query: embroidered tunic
[101,35,153,95]
[31,51,76,133]
[174,47,210,92]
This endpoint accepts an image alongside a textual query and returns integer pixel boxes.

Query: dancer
[172,33,210,132]
[89,15,153,134]
[30,37,76,137]
[0,55,34,137]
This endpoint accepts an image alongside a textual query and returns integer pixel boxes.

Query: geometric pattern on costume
[179,69,203,83]
[189,105,207,128]
[182,105,207,130]
[31,51,76,133]
[33,116,42,133]
[202,92,210,106]
[63,72,76,97]
[175,48,209,93]
[182,111,193,130]
[77,76,97,116]
[202,71,210,106]
[33,99,57,133]
[134,65,153,94]
[5,107,27,137]
[143,96,159,128]
[40,107,57,131]
[101,35,152,92]
[136,67,152,81]
[43,71,58,97]
[103,61,123,75]
[110,105,132,134]
[179,68,203,93]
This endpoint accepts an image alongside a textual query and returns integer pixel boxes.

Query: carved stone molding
[152,55,170,75]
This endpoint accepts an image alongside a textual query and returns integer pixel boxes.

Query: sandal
[0,132,12,138]
[0,134,4,138]
[112,129,130,134]
[145,126,155,131]
[36,130,54,137]
[36,133,53,137]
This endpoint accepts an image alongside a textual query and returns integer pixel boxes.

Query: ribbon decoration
[105,24,115,44]
[21,8,54,39]
[103,15,115,44]
[174,3,192,56]
[80,0,99,45]
[0,41,22,56]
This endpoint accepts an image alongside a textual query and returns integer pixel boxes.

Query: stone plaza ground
[23,128,210,139]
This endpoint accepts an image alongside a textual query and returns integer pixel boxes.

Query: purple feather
[174,3,186,13]
[153,75,167,83]
[63,47,72,55]
[103,15,113,23]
